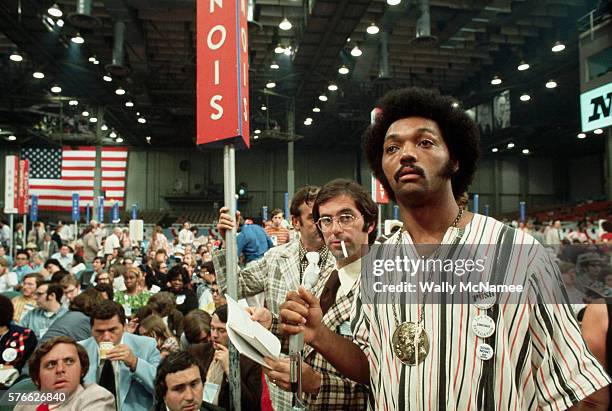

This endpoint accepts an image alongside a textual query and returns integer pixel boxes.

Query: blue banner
[112,202,120,223]
[284,192,289,221]
[262,206,268,221]
[473,194,479,214]
[98,196,104,223]
[519,201,526,222]
[484,204,490,217]
[30,195,38,222]
[393,205,399,220]
[131,204,138,220]
[72,193,80,222]
[86,203,91,223]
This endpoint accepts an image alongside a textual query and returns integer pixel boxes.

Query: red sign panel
[3,155,18,214]
[196,0,250,148]
[17,159,29,215]
[371,175,389,204]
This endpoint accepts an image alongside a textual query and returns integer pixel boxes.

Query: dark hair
[94,283,114,301]
[154,351,204,404]
[148,292,177,317]
[29,336,89,389]
[72,254,85,266]
[50,270,69,284]
[89,300,126,327]
[44,282,64,303]
[213,304,228,323]
[167,265,190,285]
[69,288,103,316]
[23,272,44,286]
[44,258,61,269]
[201,261,215,275]
[363,87,480,201]
[183,310,212,344]
[0,295,14,327]
[15,250,29,259]
[93,256,103,265]
[290,185,320,218]
[312,179,379,244]
[271,208,283,217]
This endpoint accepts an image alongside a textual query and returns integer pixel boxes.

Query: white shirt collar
[337,258,361,297]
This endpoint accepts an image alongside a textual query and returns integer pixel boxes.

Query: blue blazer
[79,332,161,411]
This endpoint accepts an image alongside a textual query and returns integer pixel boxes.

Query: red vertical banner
[3,155,19,214]
[17,160,29,215]
[371,175,389,204]
[196,0,250,147]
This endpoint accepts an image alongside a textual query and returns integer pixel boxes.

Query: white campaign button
[2,347,17,362]
[472,314,496,338]
[472,291,496,310]
[477,343,494,360]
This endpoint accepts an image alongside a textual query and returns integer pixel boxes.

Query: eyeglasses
[35,291,47,297]
[316,214,361,232]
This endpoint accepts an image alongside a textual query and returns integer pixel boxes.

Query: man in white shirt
[178,222,194,246]
[0,256,18,292]
[52,244,74,271]
[104,228,122,256]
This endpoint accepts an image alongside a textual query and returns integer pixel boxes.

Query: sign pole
[9,214,14,258]
[22,214,27,249]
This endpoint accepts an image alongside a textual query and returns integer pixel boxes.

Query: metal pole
[9,214,14,258]
[74,222,78,241]
[22,214,26,249]
[223,144,241,410]
[377,205,382,238]
[287,99,295,198]
[94,145,102,221]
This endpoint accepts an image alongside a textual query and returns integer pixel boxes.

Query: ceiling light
[103,75,112,82]
[319,94,328,102]
[283,47,292,56]
[71,33,84,44]
[125,101,134,107]
[305,117,313,123]
[47,4,62,17]
[551,41,565,53]
[304,120,312,126]
[490,75,502,85]
[367,23,380,35]
[351,45,362,57]
[261,105,267,111]
[545,79,557,89]
[138,117,146,124]
[338,65,350,75]
[56,19,64,27]
[9,51,23,62]
[136,112,140,116]
[45,16,55,26]
[92,59,99,65]
[577,133,586,139]
[594,128,604,135]
[89,117,98,123]
[313,107,321,113]
[279,17,292,31]
[32,71,44,79]
[522,149,530,154]
[270,61,279,70]
[109,131,117,138]
[254,129,261,134]
[116,137,124,143]
[517,61,530,71]
[491,148,499,153]
[8,135,16,141]
[507,142,515,149]
[82,110,89,117]
[328,83,338,91]
[101,124,108,131]
[266,82,276,89]
[88,56,96,63]
[115,87,125,95]
[387,0,401,5]
[451,102,460,108]
[51,85,62,93]
[274,44,285,54]
[520,93,531,102]
[146,136,151,144]
[68,100,78,106]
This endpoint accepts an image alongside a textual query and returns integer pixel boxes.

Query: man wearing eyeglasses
[21,281,68,340]
[12,250,33,282]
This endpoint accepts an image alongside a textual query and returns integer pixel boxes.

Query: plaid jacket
[213,240,368,410]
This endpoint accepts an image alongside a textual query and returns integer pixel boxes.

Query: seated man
[80,300,160,411]
[51,244,74,271]
[0,295,37,383]
[14,336,115,411]
[188,305,261,410]
[12,273,43,323]
[21,282,68,340]
[12,251,33,282]
[60,274,81,306]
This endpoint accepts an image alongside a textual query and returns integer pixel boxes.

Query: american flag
[20,146,128,211]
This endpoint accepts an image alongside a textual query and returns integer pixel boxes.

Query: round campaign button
[477,343,494,361]
[2,347,18,363]
[472,315,496,338]
[472,291,496,310]
[9,341,16,348]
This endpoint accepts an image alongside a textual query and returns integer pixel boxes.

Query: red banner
[17,159,29,215]
[3,155,18,214]
[196,0,250,148]
[371,175,389,204]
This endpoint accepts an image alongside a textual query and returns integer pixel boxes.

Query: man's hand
[280,287,324,344]
[125,318,139,334]
[245,306,272,330]
[213,343,230,375]
[216,207,238,239]
[263,357,321,394]
[107,344,138,371]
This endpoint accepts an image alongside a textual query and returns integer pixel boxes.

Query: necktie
[319,269,341,315]
[99,359,116,398]
[35,404,49,411]
[302,252,320,289]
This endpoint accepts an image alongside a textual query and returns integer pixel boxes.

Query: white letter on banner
[207,25,226,50]
[214,60,220,85]
[242,62,247,87]
[241,27,247,53]
[210,95,223,120]
[241,0,246,14]
[210,0,222,13]
[243,97,248,122]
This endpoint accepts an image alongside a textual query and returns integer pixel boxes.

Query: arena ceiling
[0,0,604,158]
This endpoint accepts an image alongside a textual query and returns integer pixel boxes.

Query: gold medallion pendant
[392,321,430,366]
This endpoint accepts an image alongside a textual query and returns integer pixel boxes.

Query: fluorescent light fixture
[351,45,362,57]
[56,19,64,27]
[116,137,124,143]
[319,94,328,102]
[51,85,62,93]
[451,102,459,108]
[312,107,321,113]
[551,41,565,53]
[517,61,530,71]
[507,142,515,149]
[146,136,151,144]
[48,4,62,17]
[115,87,125,95]
[9,51,23,62]
[387,0,401,5]
[266,82,276,89]
[254,129,261,134]
[138,117,146,124]
[8,135,16,141]
[92,59,99,65]
[545,80,557,89]
[283,47,292,56]
[491,148,499,153]
[305,117,313,122]
[68,100,78,106]
[274,44,285,54]
[367,23,380,35]
[125,101,134,107]
[338,65,349,75]
[82,111,89,117]
[109,131,117,138]
[261,105,267,111]
[520,93,531,102]
[328,83,338,91]
[101,124,108,131]
[577,133,586,139]
[279,17,292,31]
[304,120,312,126]
[45,16,55,26]
[522,149,530,154]
[472,17,490,23]
[32,71,44,79]
[270,61,279,70]
[490,76,502,85]
[88,56,96,63]
[71,33,84,44]
[594,128,604,135]
[103,75,112,82]
[89,117,98,123]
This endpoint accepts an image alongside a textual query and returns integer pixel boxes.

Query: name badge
[203,382,220,403]
[123,304,132,317]
[176,295,186,305]
[337,321,352,337]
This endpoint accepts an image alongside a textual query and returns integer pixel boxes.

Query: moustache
[394,165,425,182]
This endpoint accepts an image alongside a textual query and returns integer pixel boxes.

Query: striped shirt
[351,214,610,410]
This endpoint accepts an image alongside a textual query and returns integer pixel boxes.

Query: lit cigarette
[341,240,348,258]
